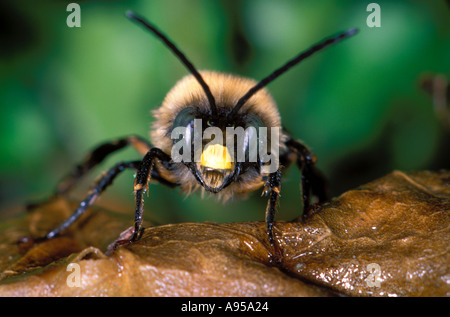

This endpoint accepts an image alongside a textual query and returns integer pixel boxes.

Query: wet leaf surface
[0,170,448,296]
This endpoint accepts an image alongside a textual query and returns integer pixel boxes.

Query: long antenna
[126,11,218,119]
[228,28,359,119]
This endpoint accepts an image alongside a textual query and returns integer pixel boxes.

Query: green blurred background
[0,0,449,226]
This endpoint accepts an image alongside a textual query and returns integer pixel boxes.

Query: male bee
[42,11,358,249]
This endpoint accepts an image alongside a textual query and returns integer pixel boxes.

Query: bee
[42,11,358,251]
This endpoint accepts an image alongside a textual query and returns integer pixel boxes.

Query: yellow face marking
[200,144,233,170]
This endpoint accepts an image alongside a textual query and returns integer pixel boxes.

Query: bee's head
[163,72,277,192]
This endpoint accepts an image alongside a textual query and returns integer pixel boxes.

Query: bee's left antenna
[228,28,359,119]
[126,11,218,119]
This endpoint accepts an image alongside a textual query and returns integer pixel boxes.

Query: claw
[267,231,283,264]
[106,226,139,255]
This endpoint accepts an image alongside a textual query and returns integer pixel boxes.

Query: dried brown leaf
[0,170,448,296]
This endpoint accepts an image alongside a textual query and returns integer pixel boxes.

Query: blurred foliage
[0,0,449,226]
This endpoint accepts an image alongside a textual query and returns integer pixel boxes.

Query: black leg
[131,148,172,241]
[46,160,141,239]
[57,135,151,195]
[286,138,328,217]
[262,169,282,245]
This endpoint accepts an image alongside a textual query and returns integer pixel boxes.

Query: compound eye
[244,114,264,162]
[245,114,264,130]
[173,107,196,129]
[172,107,196,144]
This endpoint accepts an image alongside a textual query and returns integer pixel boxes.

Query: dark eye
[173,107,196,129]
[172,107,196,144]
[245,114,264,129]
[243,114,264,162]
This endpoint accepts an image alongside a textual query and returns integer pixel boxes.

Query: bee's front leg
[262,169,282,260]
[131,148,174,242]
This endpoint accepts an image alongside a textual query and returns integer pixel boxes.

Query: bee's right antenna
[126,11,219,119]
[228,28,359,119]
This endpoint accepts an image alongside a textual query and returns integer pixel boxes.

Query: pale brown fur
[150,71,287,201]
